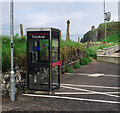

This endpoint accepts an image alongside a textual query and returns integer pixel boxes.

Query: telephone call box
[26,28,61,94]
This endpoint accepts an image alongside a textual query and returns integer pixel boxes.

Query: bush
[2,49,11,72]
[80,57,91,65]
[2,36,86,72]
[86,50,90,57]
[89,58,92,62]
[73,62,80,69]
[2,36,26,72]
[2,36,11,72]
[64,64,73,73]
[88,49,97,59]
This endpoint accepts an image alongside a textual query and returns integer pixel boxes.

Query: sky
[1,1,119,41]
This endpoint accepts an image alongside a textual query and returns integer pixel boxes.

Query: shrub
[2,36,11,72]
[88,49,97,59]
[2,36,26,72]
[86,50,90,57]
[80,57,91,65]
[2,49,11,72]
[64,64,73,73]
[73,62,80,69]
[89,58,92,62]
[2,36,86,72]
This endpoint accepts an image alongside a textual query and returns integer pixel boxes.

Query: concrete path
[2,62,120,112]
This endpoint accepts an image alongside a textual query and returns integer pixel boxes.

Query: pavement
[2,62,120,112]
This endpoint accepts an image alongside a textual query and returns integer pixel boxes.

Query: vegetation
[73,62,80,69]
[64,64,73,73]
[86,49,97,59]
[2,31,118,73]
[99,22,119,28]
[102,33,120,43]
[60,39,85,66]
[2,35,26,72]
[80,57,92,65]
[2,35,91,72]
[81,22,120,43]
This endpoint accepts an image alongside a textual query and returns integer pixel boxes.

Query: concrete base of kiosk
[25,90,56,95]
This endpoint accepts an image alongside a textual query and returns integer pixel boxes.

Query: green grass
[2,36,26,72]
[102,33,120,43]
[73,62,80,69]
[85,42,117,60]
[2,36,88,72]
[99,22,120,28]
[80,57,92,66]
[60,39,83,50]
[64,64,73,73]
[2,36,11,71]
[60,39,85,66]
[3,34,117,72]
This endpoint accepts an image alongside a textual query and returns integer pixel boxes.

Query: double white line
[23,93,120,104]
[59,85,119,98]
[23,83,120,104]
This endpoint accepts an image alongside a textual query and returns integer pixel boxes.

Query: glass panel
[52,31,59,89]
[39,39,49,61]
[52,34,58,62]
[29,39,38,63]
[29,67,49,90]
[28,39,49,62]
[52,66,58,87]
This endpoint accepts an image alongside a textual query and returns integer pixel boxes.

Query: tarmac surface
[2,62,120,112]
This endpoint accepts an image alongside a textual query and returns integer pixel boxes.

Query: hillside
[2,36,93,72]
[81,22,120,43]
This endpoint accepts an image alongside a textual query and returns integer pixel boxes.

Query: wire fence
[1,25,28,36]
[1,25,81,42]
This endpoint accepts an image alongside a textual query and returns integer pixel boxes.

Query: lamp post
[10,0,15,101]
[104,0,111,55]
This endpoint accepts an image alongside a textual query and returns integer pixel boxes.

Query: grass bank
[2,36,92,72]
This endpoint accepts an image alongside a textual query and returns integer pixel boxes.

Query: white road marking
[107,92,120,94]
[23,94,120,104]
[66,73,119,77]
[87,73,104,77]
[61,83,119,89]
[55,92,120,95]
[61,86,120,98]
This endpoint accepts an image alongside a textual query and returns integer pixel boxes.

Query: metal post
[10,0,15,101]
[104,0,107,55]
[105,20,107,55]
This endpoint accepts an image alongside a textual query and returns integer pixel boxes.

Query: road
[2,62,120,112]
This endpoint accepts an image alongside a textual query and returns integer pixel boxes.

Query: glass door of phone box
[26,28,61,93]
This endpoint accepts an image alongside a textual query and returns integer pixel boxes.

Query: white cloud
[1,2,118,41]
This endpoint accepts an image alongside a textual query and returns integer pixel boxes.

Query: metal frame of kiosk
[26,28,61,94]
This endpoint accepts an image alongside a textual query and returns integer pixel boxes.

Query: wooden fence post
[20,24,23,37]
[78,37,80,43]
[66,20,70,42]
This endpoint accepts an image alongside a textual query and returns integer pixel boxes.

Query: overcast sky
[1,2,118,41]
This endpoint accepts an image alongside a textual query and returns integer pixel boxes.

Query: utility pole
[104,0,107,55]
[10,0,15,101]
[104,0,111,55]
